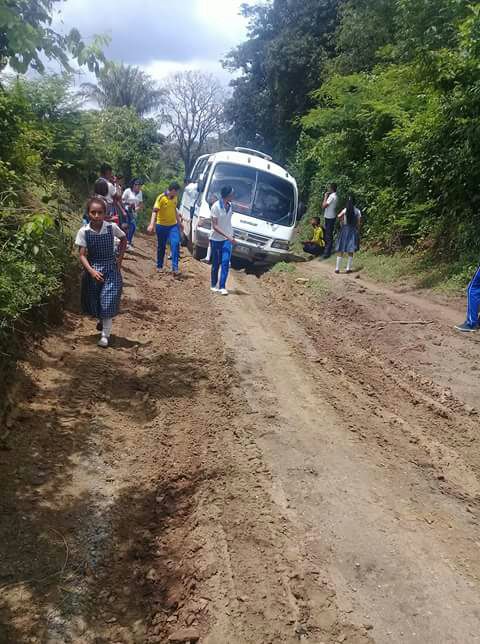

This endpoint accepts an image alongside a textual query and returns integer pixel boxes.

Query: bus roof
[206,149,297,186]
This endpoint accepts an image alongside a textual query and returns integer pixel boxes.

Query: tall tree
[81,62,165,116]
[0,0,105,74]
[224,0,340,162]
[162,70,226,175]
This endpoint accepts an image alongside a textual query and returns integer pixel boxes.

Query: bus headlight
[271,240,290,251]
[197,217,211,230]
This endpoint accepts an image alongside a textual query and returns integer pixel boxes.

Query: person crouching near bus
[302,217,325,258]
[210,186,236,296]
[147,182,183,277]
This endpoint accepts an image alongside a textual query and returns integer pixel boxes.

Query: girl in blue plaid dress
[75,198,127,347]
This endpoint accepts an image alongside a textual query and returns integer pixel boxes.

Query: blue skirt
[81,260,123,319]
[336,225,360,253]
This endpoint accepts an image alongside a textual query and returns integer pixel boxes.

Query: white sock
[347,256,353,271]
[336,257,342,271]
[102,318,113,338]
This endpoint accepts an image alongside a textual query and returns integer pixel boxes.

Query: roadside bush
[0,209,73,360]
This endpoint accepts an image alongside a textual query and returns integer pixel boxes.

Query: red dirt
[1,237,479,644]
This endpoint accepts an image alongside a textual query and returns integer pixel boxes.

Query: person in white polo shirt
[210,185,236,295]
[322,182,338,259]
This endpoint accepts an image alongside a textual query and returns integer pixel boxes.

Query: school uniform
[210,199,233,290]
[336,207,361,253]
[323,192,338,258]
[75,222,125,320]
[123,188,143,245]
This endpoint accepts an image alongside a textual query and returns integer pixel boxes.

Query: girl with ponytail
[335,195,362,274]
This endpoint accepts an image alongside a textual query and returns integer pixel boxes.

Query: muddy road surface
[1,236,479,644]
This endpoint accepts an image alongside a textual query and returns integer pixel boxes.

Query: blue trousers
[211,240,232,289]
[466,265,480,327]
[156,224,180,272]
[127,219,136,244]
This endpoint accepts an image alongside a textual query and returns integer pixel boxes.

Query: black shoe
[96,321,103,331]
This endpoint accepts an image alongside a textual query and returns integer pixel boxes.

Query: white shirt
[210,199,233,242]
[96,178,117,204]
[122,188,143,209]
[75,222,126,248]
[324,192,338,220]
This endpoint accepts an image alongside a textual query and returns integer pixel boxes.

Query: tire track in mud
[0,238,372,644]
[216,268,480,643]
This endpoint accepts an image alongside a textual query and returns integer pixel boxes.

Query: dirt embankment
[1,237,479,644]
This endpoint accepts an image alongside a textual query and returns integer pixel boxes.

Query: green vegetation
[0,0,106,74]
[227,0,480,282]
[354,249,477,293]
[306,276,330,299]
[271,262,297,274]
[0,2,184,419]
[80,62,165,116]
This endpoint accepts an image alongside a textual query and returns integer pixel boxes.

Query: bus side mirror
[298,202,307,219]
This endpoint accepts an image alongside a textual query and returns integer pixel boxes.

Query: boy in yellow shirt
[147,182,183,275]
[302,217,325,257]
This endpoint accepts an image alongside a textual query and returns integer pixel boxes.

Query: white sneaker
[220,288,229,296]
[210,286,219,293]
[98,336,109,348]
[126,244,133,251]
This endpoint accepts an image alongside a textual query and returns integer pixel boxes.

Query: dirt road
[1,237,479,644]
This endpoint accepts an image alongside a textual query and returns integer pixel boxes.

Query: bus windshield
[207,163,296,226]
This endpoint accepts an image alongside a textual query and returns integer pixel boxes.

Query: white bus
[180,147,300,265]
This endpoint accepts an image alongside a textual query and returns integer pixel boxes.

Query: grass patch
[355,248,475,294]
[306,276,330,299]
[271,261,297,274]
[290,217,475,294]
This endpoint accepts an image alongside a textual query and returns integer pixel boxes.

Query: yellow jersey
[312,226,325,247]
[154,193,178,226]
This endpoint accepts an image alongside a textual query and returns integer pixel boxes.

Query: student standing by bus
[147,182,183,276]
[322,183,338,259]
[210,186,236,295]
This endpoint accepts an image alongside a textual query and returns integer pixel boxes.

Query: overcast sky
[52,0,255,83]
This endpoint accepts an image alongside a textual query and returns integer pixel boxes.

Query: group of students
[87,163,144,250]
[302,182,362,274]
[301,182,480,334]
[75,166,480,344]
[75,170,236,348]
[75,164,144,348]
[145,181,235,295]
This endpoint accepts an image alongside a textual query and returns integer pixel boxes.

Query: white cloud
[52,0,255,81]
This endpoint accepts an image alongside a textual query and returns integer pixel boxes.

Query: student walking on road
[210,186,236,296]
[122,179,143,249]
[455,266,480,332]
[97,163,117,217]
[335,196,361,274]
[76,197,127,348]
[322,183,338,259]
[147,182,183,276]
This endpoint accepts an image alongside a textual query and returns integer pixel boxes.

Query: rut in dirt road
[1,235,480,644]
[0,237,371,644]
